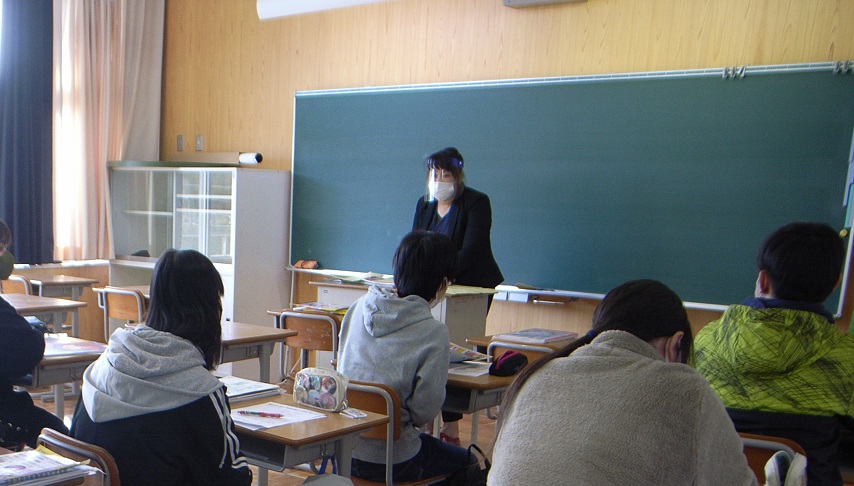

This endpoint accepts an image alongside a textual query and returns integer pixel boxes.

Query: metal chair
[269,309,340,380]
[348,381,450,486]
[478,340,555,427]
[37,427,121,486]
[739,432,807,484]
[0,274,33,294]
[94,286,147,341]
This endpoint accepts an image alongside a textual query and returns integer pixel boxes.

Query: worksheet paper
[232,402,325,431]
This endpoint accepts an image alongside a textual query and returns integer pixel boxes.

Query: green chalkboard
[292,65,854,309]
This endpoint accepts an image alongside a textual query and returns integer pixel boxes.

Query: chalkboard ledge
[494,285,729,312]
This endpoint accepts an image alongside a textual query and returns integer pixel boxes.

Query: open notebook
[217,375,282,402]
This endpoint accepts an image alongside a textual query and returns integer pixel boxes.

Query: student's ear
[430,278,450,306]
[755,270,772,297]
[665,331,685,364]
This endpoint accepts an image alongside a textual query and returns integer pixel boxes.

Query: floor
[33,386,495,486]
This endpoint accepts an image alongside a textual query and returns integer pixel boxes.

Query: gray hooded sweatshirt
[82,325,222,421]
[73,325,251,485]
[337,286,450,464]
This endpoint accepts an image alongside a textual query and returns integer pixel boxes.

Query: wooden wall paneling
[160,0,854,334]
[161,0,854,170]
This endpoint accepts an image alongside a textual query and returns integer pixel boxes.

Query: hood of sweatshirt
[82,325,222,422]
[359,286,436,338]
[701,304,843,376]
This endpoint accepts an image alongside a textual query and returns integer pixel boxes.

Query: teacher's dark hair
[146,249,224,369]
[756,222,844,303]
[393,230,458,302]
[493,279,693,443]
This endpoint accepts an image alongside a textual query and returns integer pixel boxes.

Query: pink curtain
[52,0,163,261]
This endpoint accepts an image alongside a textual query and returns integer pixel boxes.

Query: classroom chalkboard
[291,65,854,310]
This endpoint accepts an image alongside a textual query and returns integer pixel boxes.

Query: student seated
[337,230,475,482]
[695,221,854,486]
[488,279,756,486]
[0,299,69,449]
[0,218,68,449]
[72,249,251,486]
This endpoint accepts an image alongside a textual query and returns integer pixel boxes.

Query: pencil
[237,410,283,418]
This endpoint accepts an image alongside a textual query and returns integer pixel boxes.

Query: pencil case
[293,367,349,412]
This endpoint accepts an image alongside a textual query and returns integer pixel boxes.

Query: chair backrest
[487,340,553,364]
[95,286,147,341]
[277,310,340,369]
[729,407,841,485]
[0,275,33,295]
[37,427,121,486]
[347,381,401,486]
[739,432,807,484]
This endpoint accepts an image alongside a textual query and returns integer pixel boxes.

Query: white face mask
[429,181,455,202]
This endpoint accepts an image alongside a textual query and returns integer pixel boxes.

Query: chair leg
[432,415,441,438]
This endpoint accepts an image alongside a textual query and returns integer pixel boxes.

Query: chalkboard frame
[291,64,854,312]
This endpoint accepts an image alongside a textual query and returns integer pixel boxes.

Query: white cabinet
[108,162,291,380]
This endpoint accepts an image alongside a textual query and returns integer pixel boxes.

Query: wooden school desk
[465,335,570,354]
[233,393,388,486]
[109,285,295,383]
[33,335,106,417]
[221,322,296,383]
[5,293,87,337]
[443,370,515,445]
[30,275,99,338]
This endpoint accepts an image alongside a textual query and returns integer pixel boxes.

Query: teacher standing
[412,147,504,445]
[412,147,504,290]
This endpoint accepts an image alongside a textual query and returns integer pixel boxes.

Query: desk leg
[470,411,479,445]
[70,288,81,337]
[257,467,268,486]
[335,435,355,477]
[54,385,64,418]
[51,311,67,419]
[258,343,272,383]
[50,311,64,334]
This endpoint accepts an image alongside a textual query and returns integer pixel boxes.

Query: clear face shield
[426,168,456,202]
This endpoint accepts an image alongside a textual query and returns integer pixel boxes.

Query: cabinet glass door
[110,168,174,259]
[174,169,234,264]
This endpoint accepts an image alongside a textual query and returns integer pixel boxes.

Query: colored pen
[238,410,283,418]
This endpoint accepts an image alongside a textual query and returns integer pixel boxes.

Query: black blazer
[412,186,504,288]
[0,296,67,448]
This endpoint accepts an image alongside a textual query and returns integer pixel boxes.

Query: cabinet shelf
[123,210,174,217]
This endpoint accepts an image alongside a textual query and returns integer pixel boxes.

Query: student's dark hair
[0,218,11,246]
[493,279,693,443]
[145,249,224,369]
[756,222,844,303]
[424,147,466,194]
[393,230,458,302]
